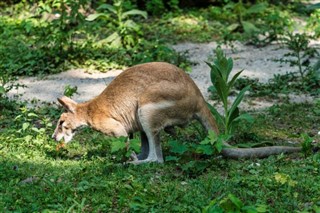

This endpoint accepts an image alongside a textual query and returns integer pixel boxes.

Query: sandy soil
[8,41,319,109]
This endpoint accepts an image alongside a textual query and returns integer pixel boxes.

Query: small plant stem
[224,103,229,135]
[296,51,304,79]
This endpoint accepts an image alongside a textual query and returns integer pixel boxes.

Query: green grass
[1,1,320,212]
[0,101,319,212]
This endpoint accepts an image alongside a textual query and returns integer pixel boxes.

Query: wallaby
[52,62,301,164]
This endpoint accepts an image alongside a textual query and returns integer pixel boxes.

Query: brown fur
[52,62,301,163]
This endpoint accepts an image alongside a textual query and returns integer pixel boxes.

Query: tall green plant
[37,0,88,58]
[206,48,253,135]
[86,0,147,48]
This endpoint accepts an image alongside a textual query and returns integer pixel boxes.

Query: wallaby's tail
[221,144,301,159]
[199,104,301,159]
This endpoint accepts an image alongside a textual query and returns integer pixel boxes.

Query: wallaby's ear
[57,96,77,113]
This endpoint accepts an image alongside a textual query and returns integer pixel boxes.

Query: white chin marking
[55,135,63,142]
[63,134,73,143]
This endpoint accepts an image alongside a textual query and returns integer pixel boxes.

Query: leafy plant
[0,74,21,98]
[278,32,319,80]
[206,48,253,135]
[110,136,140,162]
[145,0,180,16]
[301,133,313,158]
[86,0,147,48]
[35,0,88,64]
[63,85,78,98]
[307,5,320,38]
[226,1,268,34]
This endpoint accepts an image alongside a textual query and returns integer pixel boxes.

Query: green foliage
[235,70,320,97]
[301,133,314,158]
[203,193,268,213]
[0,73,20,98]
[110,136,140,162]
[307,6,320,38]
[0,102,320,212]
[206,48,253,135]
[145,0,180,16]
[278,32,319,79]
[211,1,293,46]
[0,1,190,76]
[63,85,78,98]
[86,0,147,48]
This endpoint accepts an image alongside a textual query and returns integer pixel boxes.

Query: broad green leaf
[203,199,221,213]
[123,20,139,31]
[27,112,38,118]
[104,32,122,48]
[206,103,225,126]
[208,62,222,81]
[246,2,268,14]
[208,130,218,142]
[122,9,147,19]
[97,4,116,14]
[242,21,260,34]
[168,140,188,154]
[228,107,240,124]
[0,86,5,94]
[228,85,250,121]
[22,122,30,131]
[215,139,223,153]
[228,193,244,209]
[200,137,210,145]
[111,140,126,153]
[231,113,254,124]
[200,130,218,146]
[228,70,244,89]
[214,75,228,107]
[227,23,239,32]
[242,205,259,213]
[226,57,233,77]
[196,144,214,155]
[165,156,180,162]
[129,138,140,153]
[86,13,109,21]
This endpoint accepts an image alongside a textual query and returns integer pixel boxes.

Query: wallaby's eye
[64,126,69,130]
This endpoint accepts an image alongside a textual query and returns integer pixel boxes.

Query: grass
[0,101,319,212]
[1,1,320,212]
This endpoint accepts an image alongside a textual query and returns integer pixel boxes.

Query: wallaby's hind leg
[130,131,163,164]
[137,131,149,160]
[130,104,165,164]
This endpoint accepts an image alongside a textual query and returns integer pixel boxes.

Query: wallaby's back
[87,62,219,134]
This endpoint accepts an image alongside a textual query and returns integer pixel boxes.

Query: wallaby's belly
[98,62,204,133]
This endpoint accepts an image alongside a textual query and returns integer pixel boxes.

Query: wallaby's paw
[130,152,139,161]
[128,158,162,165]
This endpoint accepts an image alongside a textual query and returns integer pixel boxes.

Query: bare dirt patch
[8,41,319,109]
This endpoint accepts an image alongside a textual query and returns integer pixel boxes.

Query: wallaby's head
[52,96,85,143]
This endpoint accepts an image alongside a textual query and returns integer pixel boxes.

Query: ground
[9,41,319,108]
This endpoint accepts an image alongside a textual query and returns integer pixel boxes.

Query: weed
[307,5,320,37]
[63,85,78,98]
[206,48,253,135]
[86,0,147,48]
[301,133,314,157]
[277,32,318,79]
